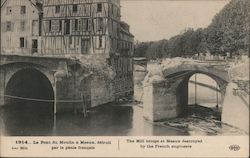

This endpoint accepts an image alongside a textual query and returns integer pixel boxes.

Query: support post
[216,85,219,106]
[53,77,58,133]
[195,74,197,105]
[54,77,57,116]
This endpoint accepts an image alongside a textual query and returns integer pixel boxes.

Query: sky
[120,0,230,42]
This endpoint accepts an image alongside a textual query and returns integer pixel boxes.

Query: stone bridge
[143,60,230,121]
[0,54,113,114]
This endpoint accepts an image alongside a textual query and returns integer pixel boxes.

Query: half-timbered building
[42,0,134,100]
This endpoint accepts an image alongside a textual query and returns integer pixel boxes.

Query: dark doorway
[32,39,38,54]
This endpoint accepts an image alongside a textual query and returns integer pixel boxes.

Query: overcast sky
[120,0,230,42]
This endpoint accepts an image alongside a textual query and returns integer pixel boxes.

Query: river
[0,73,247,136]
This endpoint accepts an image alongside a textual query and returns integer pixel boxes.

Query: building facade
[1,0,134,106]
[42,0,134,100]
[1,0,42,55]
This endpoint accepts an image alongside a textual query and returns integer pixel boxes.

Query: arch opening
[188,73,222,108]
[5,68,54,104]
[3,68,55,135]
[176,72,223,120]
[4,68,54,130]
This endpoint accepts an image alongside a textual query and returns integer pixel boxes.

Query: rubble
[143,57,197,84]
[75,55,116,79]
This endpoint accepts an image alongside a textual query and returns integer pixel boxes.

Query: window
[55,5,60,13]
[97,3,102,12]
[81,39,90,54]
[20,21,25,31]
[74,19,79,31]
[21,6,26,14]
[20,37,25,48]
[59,20,62,31]
[85,19,89,31]
[32,39,38,54]
[73,4,78,13]
[6,21,12,31]
[49,20,52,32]
[32,20,38,35]
[65,19,70,35]
[6,7,12,15]
[44,21,50,33]
[80,19,89,31]
[97,18,103,31]
[99,36,103,48]
[69,36,72,45]
[51,20,60,32]
[111,4,113,15]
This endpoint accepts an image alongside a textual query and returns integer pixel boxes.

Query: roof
[29,0,43,12]
[1,0,43,12]
[120,21,134,37]
[120,27,134,37]
[1,0,7,7]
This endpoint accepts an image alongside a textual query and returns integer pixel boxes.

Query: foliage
[134,0,249,59]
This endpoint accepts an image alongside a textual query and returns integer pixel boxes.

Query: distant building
[1,0,43,54]
[42,0,134,99]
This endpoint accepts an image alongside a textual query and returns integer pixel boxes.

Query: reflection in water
[0,74,246,136]
[0,101,188,136]
[0,100,246,136]
[0,101,54,136]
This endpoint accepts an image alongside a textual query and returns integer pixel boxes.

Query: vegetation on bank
[134,0,249,60]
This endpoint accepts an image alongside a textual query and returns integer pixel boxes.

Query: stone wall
[55,76,77,113]
[143,84,154,120]
[143,80,182,121]
[0,69,5,106]
[90,76,114,107]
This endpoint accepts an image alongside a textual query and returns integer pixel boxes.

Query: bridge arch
[3,62,55,88]
[165,68,228,116]
[162,64,229,83]
[4,67,55,105]
[163,63,229,98]
[143,63,230,121]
